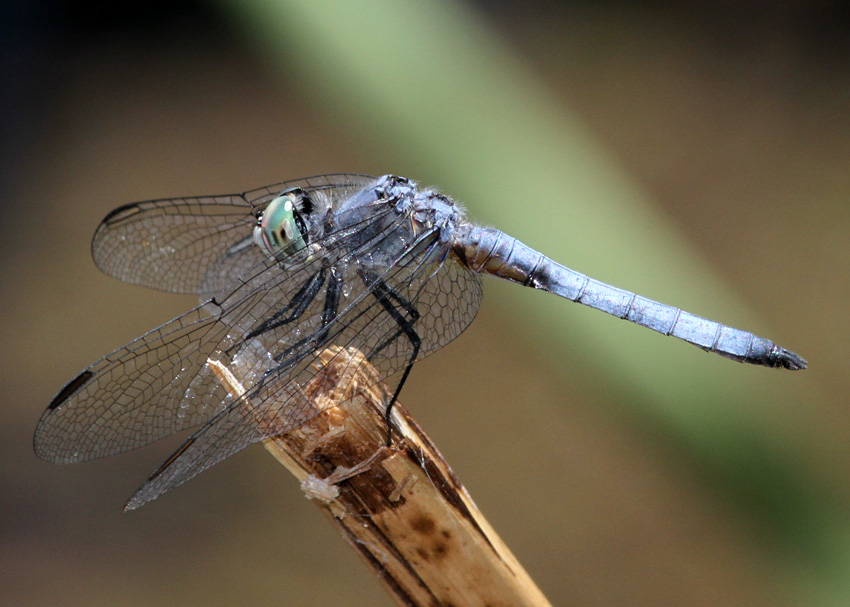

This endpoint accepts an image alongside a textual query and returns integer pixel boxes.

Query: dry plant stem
[209,346,551,607]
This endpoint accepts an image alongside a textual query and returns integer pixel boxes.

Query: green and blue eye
[254,191,309,257]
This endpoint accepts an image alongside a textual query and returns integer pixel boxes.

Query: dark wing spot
[100,201,143,225]
[48,370,94,410]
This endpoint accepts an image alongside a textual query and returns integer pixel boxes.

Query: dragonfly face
[34,173,805,510]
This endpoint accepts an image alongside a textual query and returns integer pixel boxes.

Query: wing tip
[34,369,96,462]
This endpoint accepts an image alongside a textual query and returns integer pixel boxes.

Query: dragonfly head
[253,189,311,258]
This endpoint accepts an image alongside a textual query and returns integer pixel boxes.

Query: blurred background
[2,0,847,605]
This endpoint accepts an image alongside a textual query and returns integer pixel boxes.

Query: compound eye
[254,193,307,256]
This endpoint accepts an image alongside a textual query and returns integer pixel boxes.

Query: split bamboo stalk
[209,345,551,607]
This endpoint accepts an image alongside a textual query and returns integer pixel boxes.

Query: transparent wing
[37,188,482,507]
[92,173,376,295]
[36,194,481,460]
[34,196,396,463]
[125,226,483,509]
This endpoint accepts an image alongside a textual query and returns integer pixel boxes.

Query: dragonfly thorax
[410,190,465,243]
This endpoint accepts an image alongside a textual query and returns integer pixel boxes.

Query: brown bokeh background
[2,1,848,606]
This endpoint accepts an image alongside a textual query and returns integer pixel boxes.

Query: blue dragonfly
[34,174,806,509]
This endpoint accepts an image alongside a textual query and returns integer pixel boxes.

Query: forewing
[92,194,255,295]
[41,185,484,507]
[34,193,404,466]
[92,174,376,295]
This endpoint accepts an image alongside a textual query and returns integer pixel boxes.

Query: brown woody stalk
[210,345,551,607]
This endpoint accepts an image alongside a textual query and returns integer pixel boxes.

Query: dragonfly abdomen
[456,226,806,370]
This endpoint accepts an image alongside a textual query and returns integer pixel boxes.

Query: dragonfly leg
[315,267,343,346]
[362,272,422,446]
[238,267,327,345]
[265,266,342,371]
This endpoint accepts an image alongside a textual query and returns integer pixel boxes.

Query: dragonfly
[34,174,807,510]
